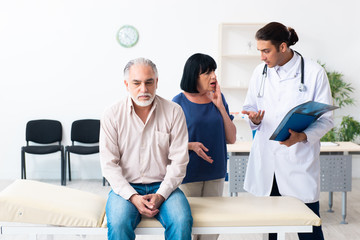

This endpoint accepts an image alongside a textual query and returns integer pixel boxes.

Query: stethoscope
[257,50,306,98]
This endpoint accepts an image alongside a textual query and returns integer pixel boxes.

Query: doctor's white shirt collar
[273,51,300,79]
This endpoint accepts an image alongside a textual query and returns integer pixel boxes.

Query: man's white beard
[130,92,155,107]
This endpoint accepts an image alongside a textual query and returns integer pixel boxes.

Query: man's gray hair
[124,57,158,80]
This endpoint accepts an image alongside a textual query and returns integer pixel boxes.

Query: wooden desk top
[227,141,360,153]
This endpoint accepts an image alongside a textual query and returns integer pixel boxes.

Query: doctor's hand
[188,142,213,164]
[280,129,307,147]
[129,194,160,218]
[241,110,265,125]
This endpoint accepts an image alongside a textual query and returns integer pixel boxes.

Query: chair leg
[61,147,65,186]
[67,151,71,181]
[64,149,67,183]
[21,149,26,179]
[103,177,109,186]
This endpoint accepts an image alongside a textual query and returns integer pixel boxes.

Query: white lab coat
[243,52,334,203]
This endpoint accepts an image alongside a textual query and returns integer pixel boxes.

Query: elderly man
[100,57,193,240]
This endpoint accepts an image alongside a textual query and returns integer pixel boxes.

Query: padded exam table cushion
[0,180,321,228]
[0,180,106,227]
[188,196,320,227]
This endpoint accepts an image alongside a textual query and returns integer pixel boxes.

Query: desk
[228,141,360,153]
[227,141,360,224]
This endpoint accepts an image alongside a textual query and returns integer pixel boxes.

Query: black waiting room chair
[21,119,65,185]
[64,119,105,186]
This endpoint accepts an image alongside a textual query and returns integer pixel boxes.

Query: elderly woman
[172,53,236,240]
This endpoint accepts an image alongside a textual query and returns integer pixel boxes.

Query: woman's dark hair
[255,22,299,50]
[180,53,217,93]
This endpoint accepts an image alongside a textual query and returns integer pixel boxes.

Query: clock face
[117,25,139,48]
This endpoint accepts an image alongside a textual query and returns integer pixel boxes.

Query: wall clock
[116,25,139,48]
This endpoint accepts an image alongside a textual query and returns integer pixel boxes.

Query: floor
[1,179,359,240]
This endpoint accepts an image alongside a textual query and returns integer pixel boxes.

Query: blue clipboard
[270,101,338,141]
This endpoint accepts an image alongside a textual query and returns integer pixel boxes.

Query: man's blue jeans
[106,182,193,240]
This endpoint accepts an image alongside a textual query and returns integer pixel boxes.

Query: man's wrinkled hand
[143,194,165,210]
[129,194,159,218]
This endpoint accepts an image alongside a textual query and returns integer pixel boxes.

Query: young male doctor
[242,22,334,240]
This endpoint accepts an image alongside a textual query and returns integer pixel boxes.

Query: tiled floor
[1,179,360,240]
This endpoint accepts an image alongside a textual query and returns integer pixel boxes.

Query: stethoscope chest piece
[298,83,306,92]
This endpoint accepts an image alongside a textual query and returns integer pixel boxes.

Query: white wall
[1,0,359,180]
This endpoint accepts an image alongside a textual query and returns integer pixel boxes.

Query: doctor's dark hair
[180,53,217,93]
[256,22,299,51]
